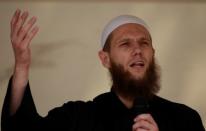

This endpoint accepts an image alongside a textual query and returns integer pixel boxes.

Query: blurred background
[0,0,206,129]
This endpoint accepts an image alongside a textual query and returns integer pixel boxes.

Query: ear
[98,50,111,68]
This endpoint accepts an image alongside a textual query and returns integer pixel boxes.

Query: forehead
[111,23,151,40]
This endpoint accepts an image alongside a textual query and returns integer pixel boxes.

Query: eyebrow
[117,37,151,44]
[117,38,130,43]
[139,37,151,42]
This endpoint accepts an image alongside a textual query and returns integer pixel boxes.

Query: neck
[111,86,135,109]
[116,92,134,109]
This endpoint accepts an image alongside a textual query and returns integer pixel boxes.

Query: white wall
[0,1,206,129]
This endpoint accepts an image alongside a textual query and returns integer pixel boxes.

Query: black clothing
[1,77,205,131]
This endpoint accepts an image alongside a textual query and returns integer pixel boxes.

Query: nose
[131,43,142,56]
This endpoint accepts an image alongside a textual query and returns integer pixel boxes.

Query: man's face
[99,23,159,99]
[108,23,154,80]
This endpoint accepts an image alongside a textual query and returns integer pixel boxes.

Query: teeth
[130,61,144,67]
[135,61,143,64]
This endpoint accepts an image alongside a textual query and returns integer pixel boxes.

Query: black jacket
[1,77,205,131]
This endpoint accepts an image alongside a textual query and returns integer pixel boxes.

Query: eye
[141,41,150,46]
[120,42,130,47]
[121,42,128,46]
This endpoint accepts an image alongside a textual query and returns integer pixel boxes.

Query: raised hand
[11,9,39,69]
[10,9,39,115]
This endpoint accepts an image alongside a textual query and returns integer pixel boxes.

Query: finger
[22,26,39,48]
[10,9,21,37]
[134,114,159,131]
[12,11,23,41]
[134,114,155,125]
[20,11,29,29]
[133,120,151,130]
[138,129,147,131]
[133,127,148,131]
[17,16,37,43]
[13,11,29,39]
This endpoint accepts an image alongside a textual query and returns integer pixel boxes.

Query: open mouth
[130,61,145,68]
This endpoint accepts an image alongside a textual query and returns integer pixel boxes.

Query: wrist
[13,64,29,80]
[12,65,29,90]
[14,63,30,72]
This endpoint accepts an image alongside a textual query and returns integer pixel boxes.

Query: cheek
[144,48,154,57]
[110,52,128,67]
[145,50,154,65]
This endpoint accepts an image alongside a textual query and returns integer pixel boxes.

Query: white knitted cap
[101,15,150,48]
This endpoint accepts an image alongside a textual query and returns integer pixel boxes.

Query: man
[1,9,205,131]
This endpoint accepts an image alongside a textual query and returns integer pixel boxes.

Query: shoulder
[52,100,94,114]
[152,95,197,114]
[49,92,112,115]
[92,92,113,103]
[152,95,203,123]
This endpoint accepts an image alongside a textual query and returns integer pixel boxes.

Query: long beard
[109,57,160,100]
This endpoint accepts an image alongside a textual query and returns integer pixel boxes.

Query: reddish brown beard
[109,57,160,100]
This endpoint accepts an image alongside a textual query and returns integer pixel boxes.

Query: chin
[129,69,146,78]
[130,72,145,80]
